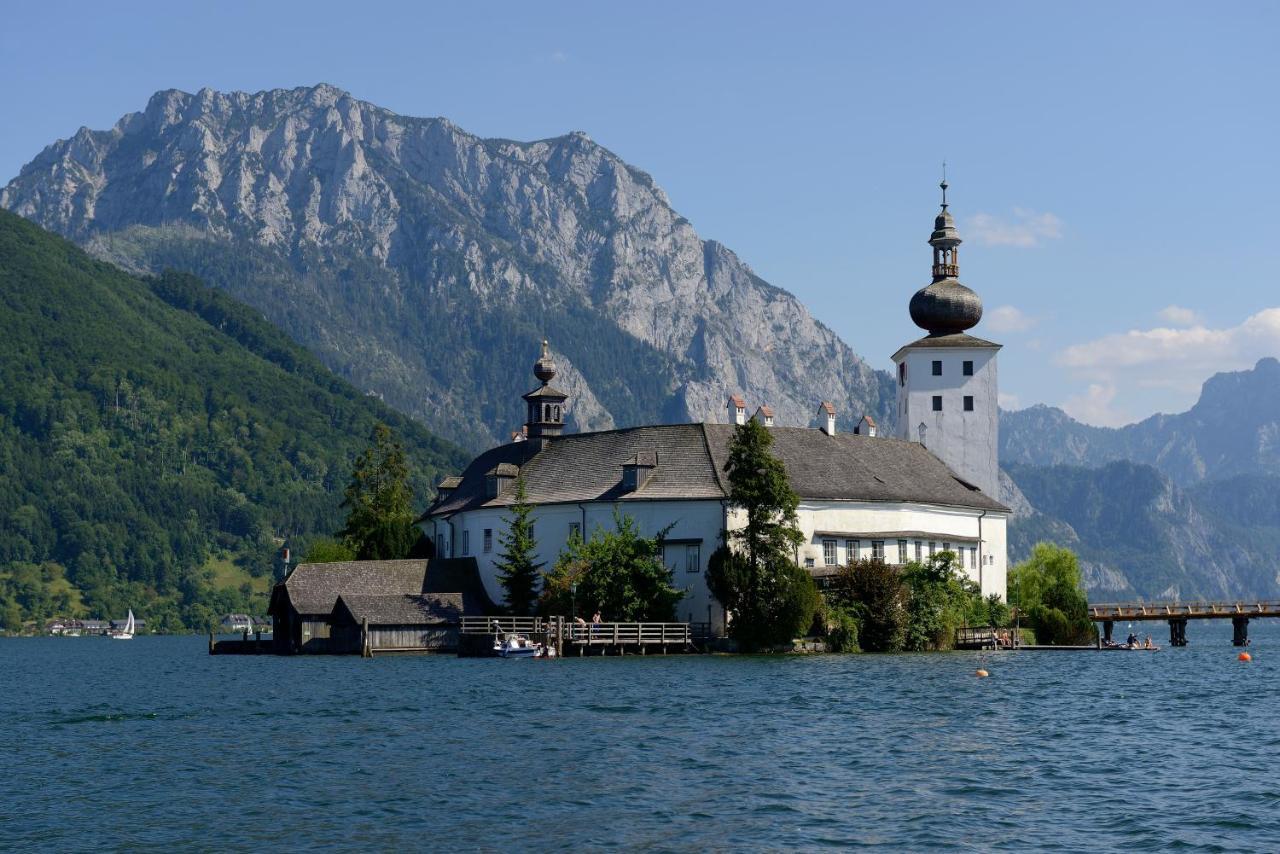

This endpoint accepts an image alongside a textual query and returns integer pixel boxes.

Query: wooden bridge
[459,616,700,656]
[1088,601,1280,646]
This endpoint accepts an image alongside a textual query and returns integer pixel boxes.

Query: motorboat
[494,633,541,658]
[1102,639,1160,651]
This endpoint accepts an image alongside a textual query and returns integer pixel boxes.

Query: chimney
[726,394,747,426]
[752,405,775,428]
[817,401,836,436]
[855,414,878,438]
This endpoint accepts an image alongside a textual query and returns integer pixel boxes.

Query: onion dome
[909,178,983,335]
[533,339,557,384]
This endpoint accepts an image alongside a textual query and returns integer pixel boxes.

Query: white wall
[431,499,726,631]
[893,346,1000,501]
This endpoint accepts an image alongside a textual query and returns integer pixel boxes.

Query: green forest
[0,210,467,632]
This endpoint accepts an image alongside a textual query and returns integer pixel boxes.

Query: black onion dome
[533,339,558,384]
[909,279,983,335]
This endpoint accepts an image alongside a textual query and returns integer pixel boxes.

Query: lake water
[3,622,1279,851]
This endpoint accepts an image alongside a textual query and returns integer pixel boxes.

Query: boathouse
[268,558,494,654]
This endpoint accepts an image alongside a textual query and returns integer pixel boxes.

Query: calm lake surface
[4,623,1279,851]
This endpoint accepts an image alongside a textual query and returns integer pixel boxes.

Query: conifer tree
[340,423,419,560]
[495,477,542,615]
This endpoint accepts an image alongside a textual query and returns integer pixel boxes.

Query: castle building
[422,187,1009,632]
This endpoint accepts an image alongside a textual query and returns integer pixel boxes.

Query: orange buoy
[975,668,989,678]
[1239,651,1252,662]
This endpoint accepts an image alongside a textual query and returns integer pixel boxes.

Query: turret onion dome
[909,179,983,335]
[533,339,557,384]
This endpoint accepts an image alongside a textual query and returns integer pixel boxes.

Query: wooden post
[1232,616,1250,647]
[362,617,372,658]
[1102,621,1113,643]
[208,631,215,655]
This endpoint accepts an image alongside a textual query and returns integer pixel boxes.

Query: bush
[827,558,906,652]
[1010,543,1095,645]
[709,548,818,650]
[821,602,860,653]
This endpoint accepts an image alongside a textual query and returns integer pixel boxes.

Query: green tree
[706,419,817,650]
[302,537,357,563]
[827,558,906,652]
[900,551,983,651]
[340,423,419,560]
[495,477,542,616]
[540,509,683,621]
[1009,543,1095,645]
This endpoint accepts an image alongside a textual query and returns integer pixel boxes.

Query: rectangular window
[942,542,951,553]
[483,529,493,554]
[970,547,977,569]
[929,541,937,557]
[964,395,974,412]
[931,360,942,376]
[898,540,908,564]
[914,540,923,561]
[932,395,943,412]
[685,544,701,573]
[963,360,974,376]
[823,539,837,566]
[898,363,906,386]
[462,530,470,556]
[846,539,859,562]
[872,540,885,561]
[804,557,815,568]
[568,522,581,542]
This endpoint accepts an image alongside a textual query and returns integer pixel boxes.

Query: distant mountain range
[1001,358,1280,485]
[0,84,893,451]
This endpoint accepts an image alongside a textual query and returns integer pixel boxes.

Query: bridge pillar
[1232,617,1250,647]
[1102,621,1114,643]
[1168,618,1188,647]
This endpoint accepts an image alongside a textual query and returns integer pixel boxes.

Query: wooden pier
[458,616,697,656]
[1089,600,1280,647]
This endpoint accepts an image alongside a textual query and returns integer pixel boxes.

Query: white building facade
[423,186,1009,632]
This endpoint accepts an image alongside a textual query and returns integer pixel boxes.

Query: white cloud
[1157,305,1201,327]
[985,305,1038,334]
[966,208,1063,248]
[1054,307,1280,424]
[998,392,1022,411]
[1062,383,1130,428]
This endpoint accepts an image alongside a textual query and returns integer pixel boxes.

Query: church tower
[522,339,569,441]
[891,180,1001,499]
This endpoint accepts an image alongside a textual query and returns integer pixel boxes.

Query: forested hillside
[0,210,466,631]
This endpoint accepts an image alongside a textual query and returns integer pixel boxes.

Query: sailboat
[110,609,135,640]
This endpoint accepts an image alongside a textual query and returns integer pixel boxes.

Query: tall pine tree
[495,477,542,615]
[340,423,419,560]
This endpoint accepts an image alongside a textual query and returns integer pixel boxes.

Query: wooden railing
[459,616,549,635]
[564,622,691,645]
[1089,601,1280,619]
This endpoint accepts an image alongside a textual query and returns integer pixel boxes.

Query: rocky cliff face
[2,84,894,450]
[1001,358,1280,485]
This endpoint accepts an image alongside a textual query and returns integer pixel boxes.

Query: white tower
[891,180,1001,500]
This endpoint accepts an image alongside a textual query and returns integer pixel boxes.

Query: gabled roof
[818,401,836,415]
[333,593,464,626]
[624,450,658,467]
[487,463,520,477]
[438,476,463,490]
[425,423,1008,515]
[277,559,429,615]
[727,394,745,407]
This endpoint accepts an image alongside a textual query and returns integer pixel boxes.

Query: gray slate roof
[893,332,1001,361]
[275,558,496,616]
[426,423,1008,515]
[335,593,463,626]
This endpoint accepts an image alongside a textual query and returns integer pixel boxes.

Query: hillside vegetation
[0,210,466,631]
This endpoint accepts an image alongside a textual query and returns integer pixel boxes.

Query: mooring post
[1232,616,1250,647]
[1102,621,1113,643]
[208,631,215,655]
[1168,618,1188,647]
[361,617,371,658]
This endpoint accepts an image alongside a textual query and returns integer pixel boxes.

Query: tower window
[931,360,942,376]
[932,395,943,412]
[483,529,493,553]
[964,395,974,411]
[898,363,906,386]
[963,360,974,376]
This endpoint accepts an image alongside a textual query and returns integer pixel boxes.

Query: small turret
[522,339,569,440]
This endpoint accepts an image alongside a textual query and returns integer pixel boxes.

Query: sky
[2,1,1277,427]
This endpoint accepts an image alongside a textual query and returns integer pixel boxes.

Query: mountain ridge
[2,84,896,451]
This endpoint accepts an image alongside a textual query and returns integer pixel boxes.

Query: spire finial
[940,162,948,210]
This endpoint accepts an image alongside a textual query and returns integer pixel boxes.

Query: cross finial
[940,162,949,210]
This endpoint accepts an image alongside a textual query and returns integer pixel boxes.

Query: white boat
[494,633,542,658]
[109,609,135,640]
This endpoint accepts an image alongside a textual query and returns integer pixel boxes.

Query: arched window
[553,405,561,421]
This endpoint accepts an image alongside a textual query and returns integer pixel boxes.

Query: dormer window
[485,463,519,498]
[621,451,658,492]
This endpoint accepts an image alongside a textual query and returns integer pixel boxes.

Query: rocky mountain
[1,84,895,451]
[1005,462,1280,600]
[1001,358,1280,485]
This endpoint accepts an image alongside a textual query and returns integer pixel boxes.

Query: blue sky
[3,1,1277,426]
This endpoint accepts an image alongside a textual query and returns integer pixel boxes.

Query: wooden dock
[1089,600,1280,646]
[458,616,697,656]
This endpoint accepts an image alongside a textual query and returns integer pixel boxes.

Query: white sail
[125,609,135,635]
